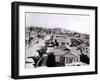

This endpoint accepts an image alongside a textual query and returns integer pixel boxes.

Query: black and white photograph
[25,12,90,69]
[11,2,97,79]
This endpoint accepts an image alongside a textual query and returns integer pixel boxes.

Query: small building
[53,46,80,66]
[78,43,90,57]
[77,44,90,64]
[64,53,79,65]
[52,35,71,46]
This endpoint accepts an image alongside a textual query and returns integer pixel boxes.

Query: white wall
[0,0,99,81]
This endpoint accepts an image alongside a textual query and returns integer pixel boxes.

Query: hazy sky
[25,12,90,34]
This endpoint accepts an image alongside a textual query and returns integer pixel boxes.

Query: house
[77,43,90,64]
[64,53,79,65]
[52,35,71,46]
[78,43,90,57]
[53,46,80,66]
